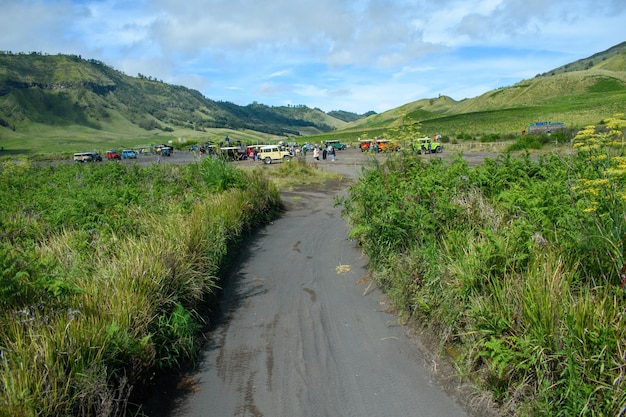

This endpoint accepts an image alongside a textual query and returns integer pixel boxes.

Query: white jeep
[258,145,292,164]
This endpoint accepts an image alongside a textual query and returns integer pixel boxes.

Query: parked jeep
[258,145,292,164]
[414,137,443,154]
[106,150,121,160]
[376,139,400,152]
[324,140,347,150]
[220,146,248,160]
[122,149,137,159]
[154,145,173,156]
[73,152,102,162]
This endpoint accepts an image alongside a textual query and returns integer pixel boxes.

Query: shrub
[479,133,501,142]
[506,134,544,151]
[196,156,247,192]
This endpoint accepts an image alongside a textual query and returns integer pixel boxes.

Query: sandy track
[140,148,486,417]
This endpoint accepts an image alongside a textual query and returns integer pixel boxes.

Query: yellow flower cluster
[583,204,598,214]
[606,156,626,178]
[576,125,597,138]
[574,178,610,197]
[605,114,626,130]
[588,154,607,162]
[573,114,626,213]
[573,125,599,151]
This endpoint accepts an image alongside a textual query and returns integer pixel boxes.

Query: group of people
[311,144,336,161]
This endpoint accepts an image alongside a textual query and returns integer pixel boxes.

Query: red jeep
[106,150,121,160]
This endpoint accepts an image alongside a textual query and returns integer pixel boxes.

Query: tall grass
[340,115,626,415]
[0,158,281,416]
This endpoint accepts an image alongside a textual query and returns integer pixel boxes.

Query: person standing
[331,146,336,161]
[313,146,320,160]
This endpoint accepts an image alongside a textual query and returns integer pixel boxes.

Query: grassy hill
[544,41,626,75]
[0,52,356,157]
[325,41,626,142]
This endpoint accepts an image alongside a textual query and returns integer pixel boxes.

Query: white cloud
[393,66,437,78]
[268,69,292,78]
[0,0,624,113]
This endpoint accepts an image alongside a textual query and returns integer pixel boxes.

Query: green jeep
[324,140,347,150]
[414,137,443,154]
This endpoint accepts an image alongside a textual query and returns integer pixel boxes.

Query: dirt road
[142,148,489,417]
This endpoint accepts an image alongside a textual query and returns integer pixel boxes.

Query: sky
[1,0,624,114]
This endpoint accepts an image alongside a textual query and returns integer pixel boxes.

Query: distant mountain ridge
[0,52,372,139]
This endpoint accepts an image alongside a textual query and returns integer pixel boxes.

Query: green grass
[257,157,344,189]
[0,158,282,416]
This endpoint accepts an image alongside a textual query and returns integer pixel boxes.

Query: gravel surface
[140,148,499,417]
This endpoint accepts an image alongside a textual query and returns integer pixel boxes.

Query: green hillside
[544,41,626,75]
[0,52,353,156]
[338,41,626,139]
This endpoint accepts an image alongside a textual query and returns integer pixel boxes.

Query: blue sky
[1,0,624,114]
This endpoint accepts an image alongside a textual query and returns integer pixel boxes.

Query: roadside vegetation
[0,156,282,416]
[340,114,626,416]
